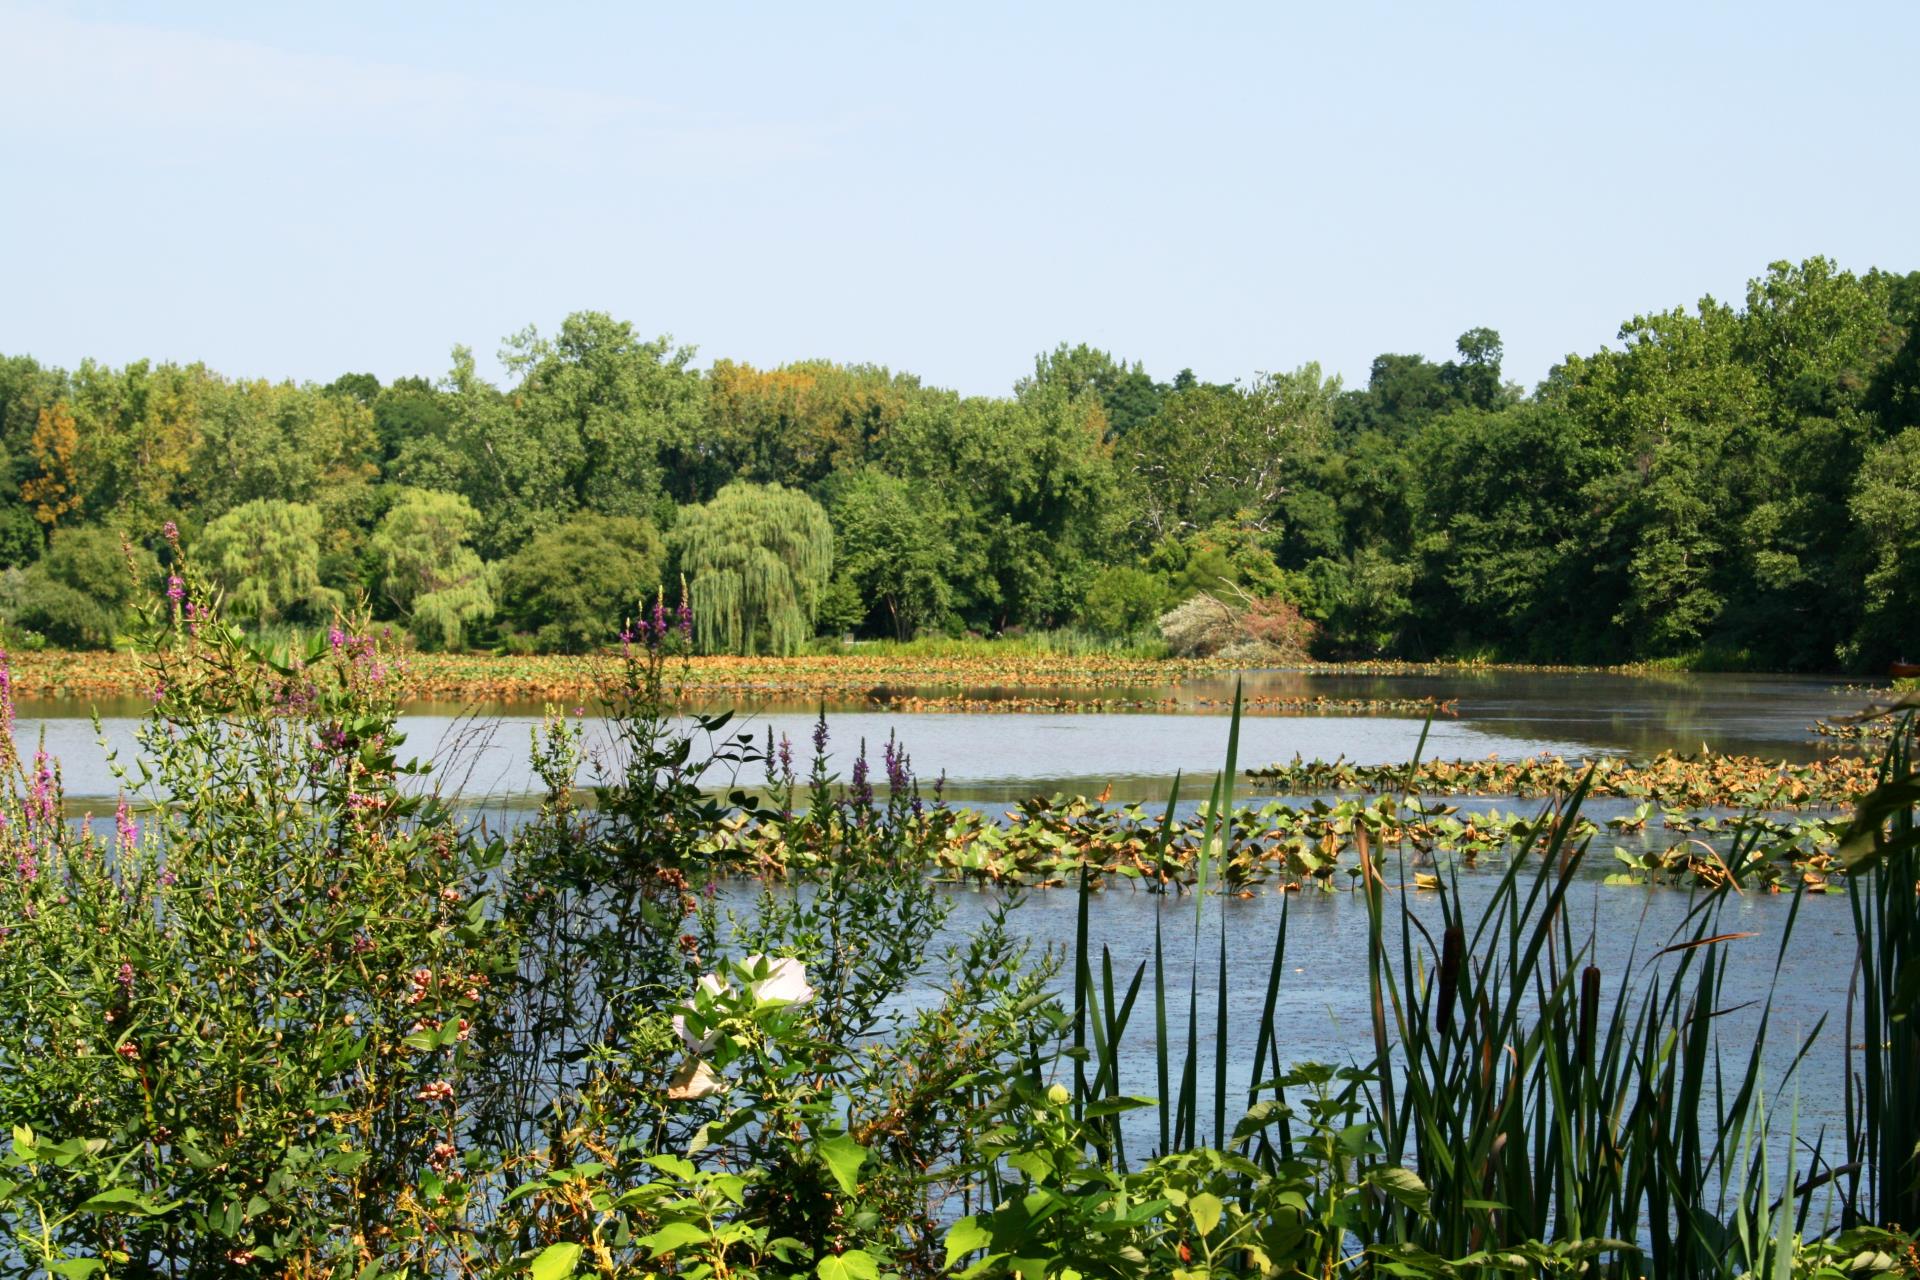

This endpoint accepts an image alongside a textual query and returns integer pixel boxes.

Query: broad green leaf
[79,1187,169,1215]
[528,1242,581,1280]
[944,1215,992,1269]
[817,1249,881,1280]
[1369,1165,1431,1213]
[1189,1191,1223,1235]
[637,1222,709,1255]
[818,1132,867,1197]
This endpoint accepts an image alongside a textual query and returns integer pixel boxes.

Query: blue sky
[2,1,1914,396]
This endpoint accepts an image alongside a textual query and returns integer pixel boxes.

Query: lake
[16,668,1876,804]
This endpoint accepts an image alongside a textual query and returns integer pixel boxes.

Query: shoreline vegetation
[3,553,1920,1275]
[0,645,1906,705]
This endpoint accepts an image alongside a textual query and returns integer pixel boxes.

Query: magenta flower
[166,576,184,603]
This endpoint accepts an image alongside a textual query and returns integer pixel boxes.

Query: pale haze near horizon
[2,1,1914,397]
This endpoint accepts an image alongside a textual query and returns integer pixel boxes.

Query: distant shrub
[8,526,157,649]
[1078,565,1171,638]
[813,573,867,639]
[1157,591,1315,662]
[1238,593,1316,659]
[0,504,41,569]
[497,512,665,653]
[1157,593,1240,658]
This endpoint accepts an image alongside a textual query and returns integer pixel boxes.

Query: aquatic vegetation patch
[0,648,1260,703]
[692,791,1855,894]
[1247,748,1881,809]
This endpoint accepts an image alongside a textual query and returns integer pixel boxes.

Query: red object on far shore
[1892,662,1920,678]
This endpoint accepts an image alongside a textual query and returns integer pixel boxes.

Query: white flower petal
[671,1012,720,1056]
[748,955,815,1007]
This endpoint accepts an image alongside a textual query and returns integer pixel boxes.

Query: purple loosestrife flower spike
[166,576,185,603]
[652,590,668,646]
[850,740,873,809]
[812,711,829,755]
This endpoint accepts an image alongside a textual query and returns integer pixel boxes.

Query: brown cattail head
[1439,924,1465,1036]
[1578,963,1602,1070]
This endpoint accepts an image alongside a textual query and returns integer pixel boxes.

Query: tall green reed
[1055,687,1880,1277]
[1842,703,1920,1230]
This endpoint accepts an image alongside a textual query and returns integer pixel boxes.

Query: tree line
[0,254,1914,669]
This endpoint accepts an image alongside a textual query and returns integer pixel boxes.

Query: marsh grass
[1053,691,1920,1275]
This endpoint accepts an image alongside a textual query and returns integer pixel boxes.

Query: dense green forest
[0,255,1914,669]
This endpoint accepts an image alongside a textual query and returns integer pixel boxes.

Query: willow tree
[371,487,495,650]
[199,498,339,623]
[673,482,832,655]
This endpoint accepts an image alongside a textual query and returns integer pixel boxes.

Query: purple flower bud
[162,521,179,542]
[812,712,829,755]
[166,576,185,603]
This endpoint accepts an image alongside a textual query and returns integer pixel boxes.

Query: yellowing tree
[21,401,82,527]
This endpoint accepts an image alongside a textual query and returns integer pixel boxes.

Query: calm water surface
[17,669,1878,803]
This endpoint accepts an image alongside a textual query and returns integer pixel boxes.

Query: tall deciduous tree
[674,483,832,655]
[826,469,953,640]
[1848,428,1920,666]
[1120,365,1337,541]
[443,313,706,556]
[21,401,82,527]
[496,513,665,653]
